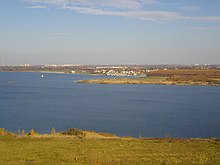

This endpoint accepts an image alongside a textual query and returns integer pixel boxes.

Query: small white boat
[41,74,44,78]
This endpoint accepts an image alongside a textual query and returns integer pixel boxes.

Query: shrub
[0,128,14,136]
[99,132,116,137]
[29,129,36,136]
[0,128,5,135]
[63,128,84,136]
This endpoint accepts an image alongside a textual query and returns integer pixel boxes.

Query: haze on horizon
[0,0,220,65]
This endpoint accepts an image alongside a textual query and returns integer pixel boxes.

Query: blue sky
[0,0,220,65]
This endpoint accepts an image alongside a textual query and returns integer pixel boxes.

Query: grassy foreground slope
[1,131,220,165]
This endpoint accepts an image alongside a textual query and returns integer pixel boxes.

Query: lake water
[0,72,220,138]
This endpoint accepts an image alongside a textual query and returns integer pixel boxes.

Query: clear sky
[0,0,220,65]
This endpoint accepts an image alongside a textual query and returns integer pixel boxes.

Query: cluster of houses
[92,66,147,76]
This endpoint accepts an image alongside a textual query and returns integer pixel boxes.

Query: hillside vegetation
[1,128,220,165]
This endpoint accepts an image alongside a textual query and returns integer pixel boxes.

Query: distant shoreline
[0,70,65,74]
[0,70,104,76]
[1,70,220,86]
[77,76,220,86]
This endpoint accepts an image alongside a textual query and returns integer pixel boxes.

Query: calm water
[0,72,220,138]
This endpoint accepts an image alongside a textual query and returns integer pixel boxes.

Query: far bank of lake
[77,76,220,86]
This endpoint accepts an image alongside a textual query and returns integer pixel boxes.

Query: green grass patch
[1,136,220,165]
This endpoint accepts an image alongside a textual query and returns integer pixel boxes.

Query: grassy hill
[1,128,220,165]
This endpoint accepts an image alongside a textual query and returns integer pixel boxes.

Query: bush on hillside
[29,129,36,136]
[0,128,5,135]
[62,128,84,136]
[0,128,14,136]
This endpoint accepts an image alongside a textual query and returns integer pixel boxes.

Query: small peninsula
[77,69,220,86]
